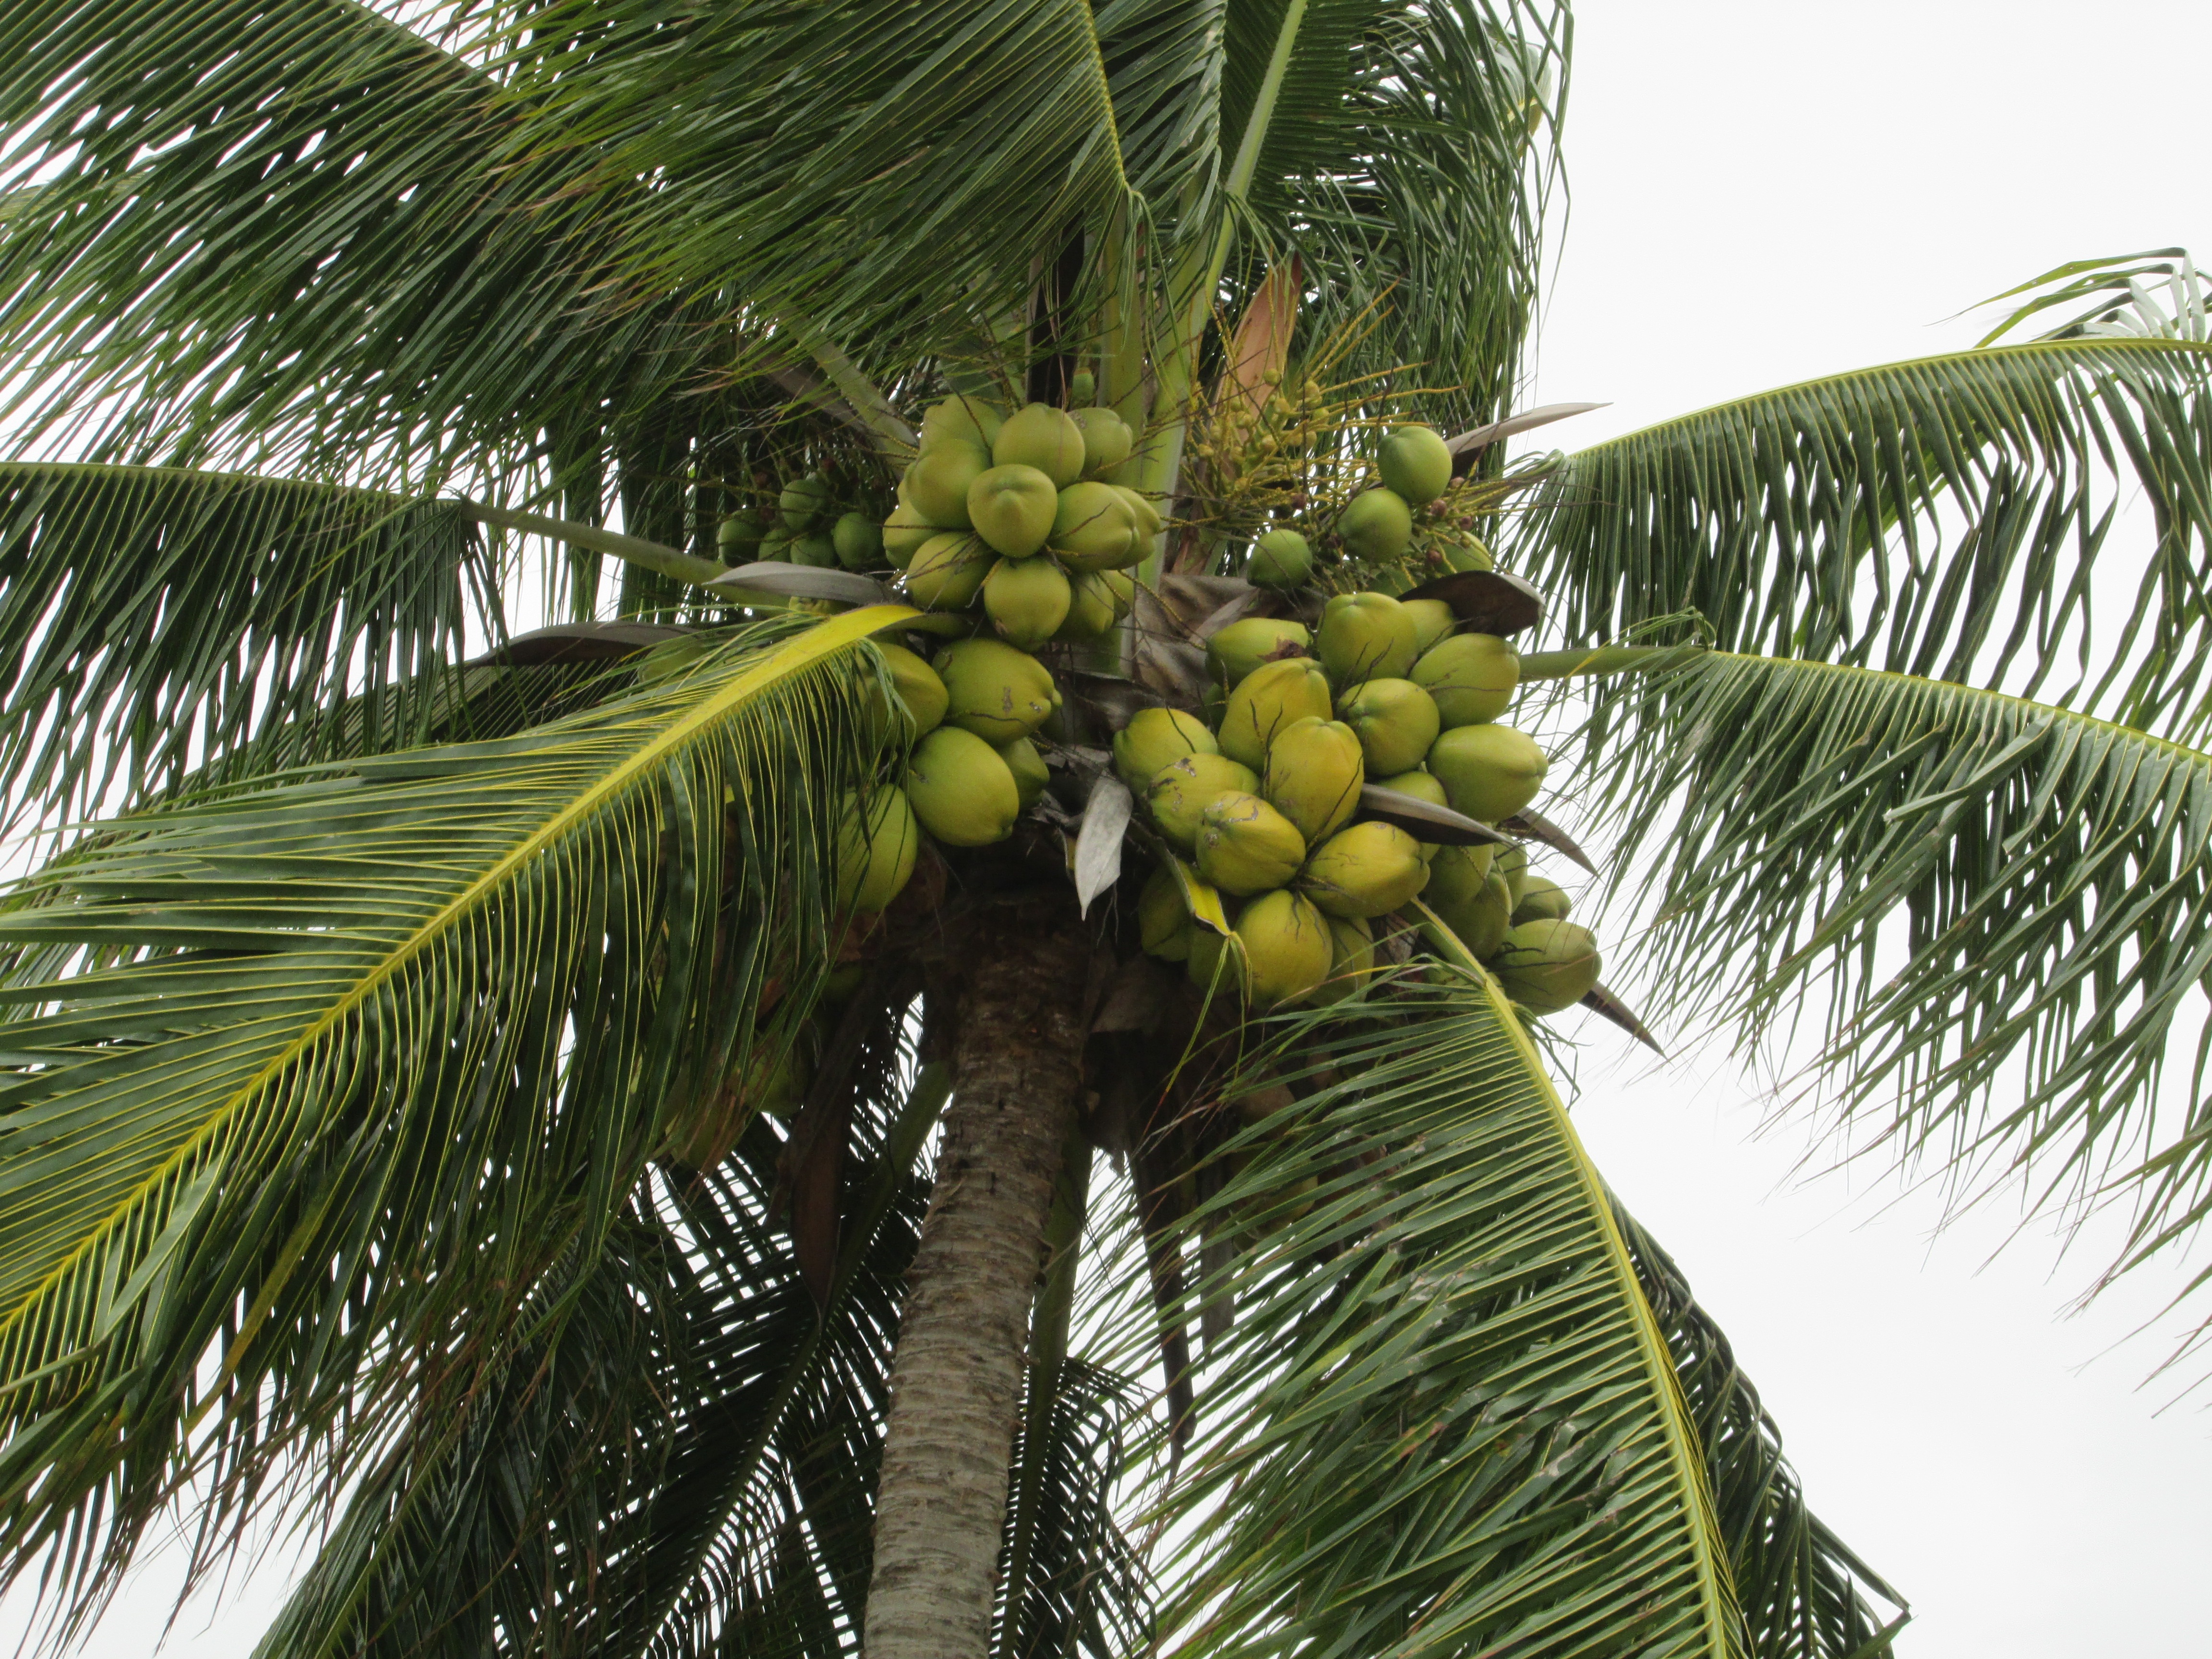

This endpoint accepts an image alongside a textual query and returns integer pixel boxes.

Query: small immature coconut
[983,555,1071,648]
[1336,677,1441,777]
[1299,820,1429,919]
[1377,425,1454,505]
[716,510,765,562]
[1309,914,1376,1006]
[1512,874,1571,926]
[996,736,1050,811]
[902,531,993,610]
[779,472,832,532]
[1138,864,1194,960]
[835,786,920,913]
[903,726,1021,846]
[1148,754,1262,854]
[833,511,884,570]
[1337,487,1413,561]
[1048,481,1141,570]
[1196,791,1307,896]
[1235,889,1334,1007]
[935,637,1059,743]
[1070,406,1134,478]
[1207,617,1312,688]
[993,403,1086,488]
[1115,708,1217,794]
[1248,528,1313,589]
[1491,920,1601,1014]
[1413,633,1519,727]
[1262,716,1364,845]
[1427,723,1547,823]
[906,443,989,527]
[921,395,1004,452]
[1317,591,1419,686]
[788,531,838,568]
[1053,569,1119,641]
[1069,370,1098,404]
[1401,598,1456,655]
[881,504,936,569]
[1218,657,1334,769]
[866,641,948,741]
[967,464,1059,557]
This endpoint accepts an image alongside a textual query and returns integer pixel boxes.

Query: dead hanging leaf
[1074,776,1134,917]
[1358,784,1513,847]
[469,620,697,666]
[1581,981,1665,1056]
[1500,806,1598,874]
[1445,402,1609,470]
[1396,569,1545,637]
[706,561,895,607]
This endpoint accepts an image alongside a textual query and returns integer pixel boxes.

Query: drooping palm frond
[1571,649,2212,1346]
[0,607,909,1629]
[1510,340,2212,740]
[0,0,721,480]
[1614,1205,1907,1659]
[0,463,499,829]
[1142,966,1748,1659]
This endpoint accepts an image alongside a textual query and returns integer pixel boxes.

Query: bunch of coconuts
[718,470,892,572]
[1243,423,1492,594]
[882,398,1156,645]
[1121,579,1600,1019]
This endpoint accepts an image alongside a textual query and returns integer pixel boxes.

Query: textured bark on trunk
[863,894,1092,1659]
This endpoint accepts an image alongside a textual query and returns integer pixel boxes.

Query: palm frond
[1144,967,1746,1659]
[1614,1205,1907,1659]
[1569,649,2212,1342]
[0,463,499,829]
[1511,340,2212,739]
[0,607,909,1627]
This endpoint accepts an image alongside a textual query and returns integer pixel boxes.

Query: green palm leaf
[0,463,498,828]
[1149,963,1745,1659]
[0,606,907,1620]
[1575,649,2212,1345]
[1512,339,2212,737]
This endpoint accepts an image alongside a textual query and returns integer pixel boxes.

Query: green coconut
[1512,874,1571,926]
[1235,889,1334,1007]
[997,735,1050,811]
[903,726,1022,846]
[1310,914,1376,1007]
[903,531,993,611]
[1445,535,1495,572]
[1099,568,1135,619]
[1491,920,1601,1015]
[935,637,1059,741]
[835,786,920,913]
[1049,481,1141,571]
[1138,864,1194,960]
[1377,425,1454,505]
[1113,485,1164,542]
[1337,487,1413,561]
[1401,598,1456,654]
[983,555,1071,648]
[1069,370,1097,404]
[1412,633,1519,727]
[1218,657,1334,769]
[921,395,1004,452]
[1071,406,1134,478]
[1317,591,1419,686]
[1298,820,1429,919]
[1147,753,1261,854]
[1185,921,1242,998]
[779,472,832,532]
[832,511,884,570]
[1115,707,1217,793]
[1434,870,1513,959]
[1336,677,1441,777]
[1262,716,1364,845]
[717,510,766,562]
[786,531,836,568]
[866,641,949,741]
[1196,791,1307,896]
[1053,569,1120,642]
[968,464,1059,558]
[1493,842,1529,907]
[1423,842,1498,914]
[993,403,1086,488]
[1248,528,1313,589]
[1208,617,1311,688]
[881,504,937,570]
[906,443,989,527]
[1427,723,1547,823]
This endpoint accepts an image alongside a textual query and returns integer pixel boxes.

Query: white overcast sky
[10,2,2212,1656]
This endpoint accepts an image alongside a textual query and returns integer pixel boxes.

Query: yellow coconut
[1218,657,1334,769]
[1401,598,1456,655]
[1337,487,1413,561]
[1048,481,1141,571]
[1196,791,1307,896]
[903,726,1021,846]
[1512,874,1571,926]
[1309,914,1377,1006]
[967,464,1060,558]
[906,442,989,527]
[993,403,1086,488]
[1299,820,1429,919]
[902,531,993,610]
[1317,591,1419,686]
[1248,528,1313,590]
[1115,708,1218,793]
[1138,864,1195,960]
[997,735,1050,811]
[1235,889,1334,1007]
[921,395,1004,452]
[1262,716,1364,845]
[935,637,1059,741]
[1491,920,1601,1014]
[835,786,920,912]
[881,503,937,569]
[1336,677,1441,776]
[1207,617,1312,688]
[866,641,948,740]
[1147,753,1262,854]
[1185,920,1244,998]
[983,555,1072,648]
[1412,633,1520,727]
[1377,424,1454,505]
[1427,724,1547,823]
[1071,406,1134,478]
[1371,767,1451,861]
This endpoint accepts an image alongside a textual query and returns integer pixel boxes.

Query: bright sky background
[8,1,2212,1655]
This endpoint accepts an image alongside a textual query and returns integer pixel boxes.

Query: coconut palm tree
[0,0,2208,1655]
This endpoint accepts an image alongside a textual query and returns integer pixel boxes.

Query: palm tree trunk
[863,892,1093,1659]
